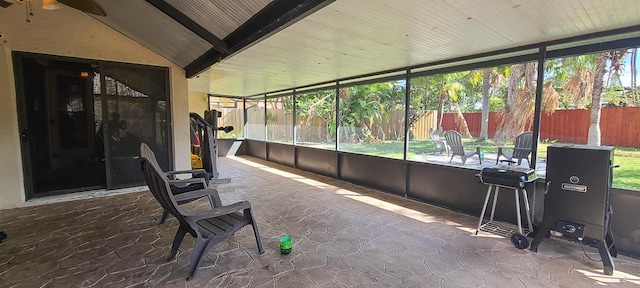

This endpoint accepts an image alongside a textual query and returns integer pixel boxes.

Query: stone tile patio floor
[1,156,639,287]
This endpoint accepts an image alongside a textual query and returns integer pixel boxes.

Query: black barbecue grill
[477,166,537,249]
[529,144,617,275]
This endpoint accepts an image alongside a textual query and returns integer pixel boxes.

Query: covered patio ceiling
[189,0,640,97]
[26,0,640,97]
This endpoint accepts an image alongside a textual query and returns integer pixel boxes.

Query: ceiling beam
[184,49,224,78]
[146,0,228,54]
[185,0,336,78]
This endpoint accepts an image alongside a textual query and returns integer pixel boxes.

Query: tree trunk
[437,93,445,132]
[480,69,491,140]
[632,48,638,105]
[453,103,472,138]
[588,52,608,146]
[495,64,526,140]
[505,64,525,115]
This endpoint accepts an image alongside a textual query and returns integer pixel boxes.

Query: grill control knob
[564,224,576,233]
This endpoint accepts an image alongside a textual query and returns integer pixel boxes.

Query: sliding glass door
[15,53,171,197]
[99,62,171,189]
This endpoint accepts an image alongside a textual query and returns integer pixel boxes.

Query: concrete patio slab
[0,156,638,287]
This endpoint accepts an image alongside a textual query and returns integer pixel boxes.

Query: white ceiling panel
[197,0,640,96]
[93,0,212,68]
[166,0,273,39]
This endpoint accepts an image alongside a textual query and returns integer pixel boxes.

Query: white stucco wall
[189,92,210,117]
[0,4,190,208]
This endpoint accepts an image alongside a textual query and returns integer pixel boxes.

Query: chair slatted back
[513,132,533,159]
[430,128,447,153]
[429,128,441,141]
[140,148,197,236]
[444,130,464,155]
[141,143,164,173]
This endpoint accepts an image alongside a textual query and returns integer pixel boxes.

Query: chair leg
[246,209,265,255]
[159,209,170,224]
[168,226,188,261]
[449,155,454,163]
[187,237,210,280]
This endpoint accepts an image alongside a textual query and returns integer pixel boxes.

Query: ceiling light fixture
[15,0,106,22]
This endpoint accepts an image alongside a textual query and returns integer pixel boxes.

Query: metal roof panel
[165,0,273,39]
[93,0,212,67]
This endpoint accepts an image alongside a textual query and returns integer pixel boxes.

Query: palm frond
[564,67,594,108]
[495,89,535,141]
[489,71,504,87]
[542,82,559,114]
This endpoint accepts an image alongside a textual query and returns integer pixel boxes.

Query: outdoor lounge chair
[496,131,533,165]
[140,152,264,280]
[444,130,482,164]
[141,143,209,224]
[429,128,449,155]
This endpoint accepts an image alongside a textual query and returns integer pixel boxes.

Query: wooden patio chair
[496,131,533,165]
[140,153,264,280]
[141,143,209,224]
[444,130,482,164]
[429,128,449,155]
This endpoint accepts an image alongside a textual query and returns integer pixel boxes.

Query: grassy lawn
[338,139,640,191]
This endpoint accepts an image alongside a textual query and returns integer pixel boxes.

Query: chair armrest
[173,188,222,208]
[168,178,207,186]
[173,188,217,201]
[165,169,207,176]
[185,201,252,221]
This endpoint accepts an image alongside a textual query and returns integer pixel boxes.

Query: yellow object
[191,154,202,169]
[42,0,63,10]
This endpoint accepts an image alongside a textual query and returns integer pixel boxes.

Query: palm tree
[467,67,505,141]
[494,63,536,141]
[427,73,471,137]
[449,83,472,138]
[563,56,595,109]
[631,48,638,105]
[408,74,472,137]
[480,69,491,141]
[338,83,404,143]
[545,50,627,146]
[588,50,627,145]
[588,52,608,146]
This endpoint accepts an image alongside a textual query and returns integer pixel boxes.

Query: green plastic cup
[280,235,292,255]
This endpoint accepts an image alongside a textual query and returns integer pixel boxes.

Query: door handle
[21,130,28,141]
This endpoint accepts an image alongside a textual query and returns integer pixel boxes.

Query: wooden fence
[219,107,640,148]
[441,107,640,147]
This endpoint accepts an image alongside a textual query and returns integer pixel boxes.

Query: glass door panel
[16,55,106,197]
[100,63,170,189]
